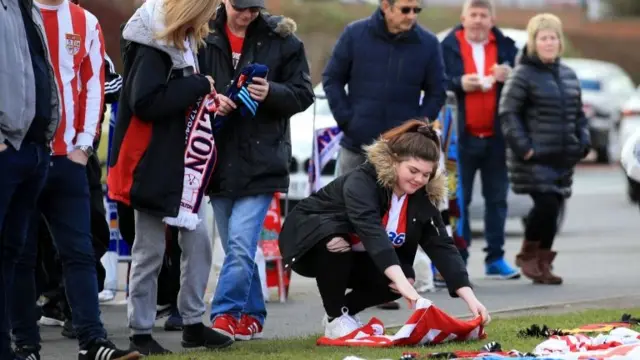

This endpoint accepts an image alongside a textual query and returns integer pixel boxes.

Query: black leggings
[525,192,564,250]
[306,238,414,318]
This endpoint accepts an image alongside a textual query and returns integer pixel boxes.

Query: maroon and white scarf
[162,94,218,230]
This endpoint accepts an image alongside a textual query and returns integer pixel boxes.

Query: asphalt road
[39,165,640,358]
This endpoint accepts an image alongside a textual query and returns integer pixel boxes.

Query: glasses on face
[399,6,422,14]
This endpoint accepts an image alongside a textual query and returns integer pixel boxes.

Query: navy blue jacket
[441,25,518,148]
[322,9,447,153]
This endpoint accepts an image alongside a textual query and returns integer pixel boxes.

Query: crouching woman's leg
[295,236,413,339]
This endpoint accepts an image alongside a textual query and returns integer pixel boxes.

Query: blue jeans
[0,143,49,359]
[210,194,272,325]
[11,156,106,349]
[459,136,508,263]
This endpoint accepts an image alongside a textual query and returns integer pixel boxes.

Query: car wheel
[628,180,640,204]
[596,147,610,164]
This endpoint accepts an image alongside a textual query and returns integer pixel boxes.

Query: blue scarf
[213,63,269,133]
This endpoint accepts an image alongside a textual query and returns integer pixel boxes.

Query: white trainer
[323,307,362,339]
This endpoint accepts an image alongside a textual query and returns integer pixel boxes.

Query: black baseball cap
[231,0,265,9]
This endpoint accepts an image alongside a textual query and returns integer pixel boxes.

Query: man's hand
[248,77,270,102]
[0,143,8,153]
[215,94,238,116]
[68,149,89,166]
[492,64,512,83]
[461,74,482,92]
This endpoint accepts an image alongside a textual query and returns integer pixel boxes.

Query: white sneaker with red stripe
[235,314,263,341]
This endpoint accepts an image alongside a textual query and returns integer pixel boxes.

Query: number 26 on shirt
[388,231,406,247]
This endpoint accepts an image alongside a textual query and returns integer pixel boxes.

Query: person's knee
[326,237,351,253]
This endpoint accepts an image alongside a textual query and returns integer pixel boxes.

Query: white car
[619,85,640,203]
[561,58,636,163]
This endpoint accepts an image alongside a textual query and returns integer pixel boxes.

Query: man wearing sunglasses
[440,0,519,281]
[198,0,314,344]
[322,0,447,310]
[323,0,446,179]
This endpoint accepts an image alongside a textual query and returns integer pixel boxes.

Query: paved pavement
[39,165,640,358]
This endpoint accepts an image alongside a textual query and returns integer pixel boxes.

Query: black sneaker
[78,338,141,360]
[129,335,172,355]
[14,346,40,360]
[61,319,77,339]
[163,308,183,332]
[182,322,233,349]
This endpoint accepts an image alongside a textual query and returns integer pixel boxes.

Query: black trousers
[116,201,182,307]
[301,238,414,318]
[524,192,565,250]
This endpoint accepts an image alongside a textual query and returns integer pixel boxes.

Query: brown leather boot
[536,250,563,285]
[515,241,543,281]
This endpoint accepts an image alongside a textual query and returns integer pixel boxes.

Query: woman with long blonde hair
[107,0,233,354]
[499,13,590,285]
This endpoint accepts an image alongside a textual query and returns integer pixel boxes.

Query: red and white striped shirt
[36,0,105,155]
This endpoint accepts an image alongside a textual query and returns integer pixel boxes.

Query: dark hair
[380,119,441,172]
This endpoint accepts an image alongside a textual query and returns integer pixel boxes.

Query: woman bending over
[279,120,490,338]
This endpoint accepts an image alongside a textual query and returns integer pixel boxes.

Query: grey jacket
[0,0,59,150]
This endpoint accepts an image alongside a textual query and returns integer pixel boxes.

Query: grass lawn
[147,308,640,360]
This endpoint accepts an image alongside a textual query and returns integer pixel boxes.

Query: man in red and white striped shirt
[10,1,141,359]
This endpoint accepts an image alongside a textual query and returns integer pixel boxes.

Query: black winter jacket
[108,8,212,218]
[198,8,314,198]
[278,140,471,297]
[499,51,590,197]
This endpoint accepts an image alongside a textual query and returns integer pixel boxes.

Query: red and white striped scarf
[317,301,486,347]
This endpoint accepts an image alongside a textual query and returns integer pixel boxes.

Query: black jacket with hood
[278,138,471,297]
[499,47,590,197]
[198,7,314,198]
[108,0,212,218]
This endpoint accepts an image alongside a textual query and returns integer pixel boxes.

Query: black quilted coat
[498,50,590,197]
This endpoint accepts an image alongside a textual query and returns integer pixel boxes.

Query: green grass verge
[147,308,640,360]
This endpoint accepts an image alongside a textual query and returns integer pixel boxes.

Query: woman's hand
[456,287,490,325]
[524,149,534,160]
[215,94,237,116]
[205,75,215,94]
[384,266,421,307]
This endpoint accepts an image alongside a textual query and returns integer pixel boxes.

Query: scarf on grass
[317,300,485,347]
[162,94,218,230]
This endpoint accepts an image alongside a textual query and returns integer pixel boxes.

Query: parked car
[619,85,640,203]
[561,58,636,163]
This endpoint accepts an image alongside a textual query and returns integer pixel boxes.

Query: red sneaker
[211,314,237,339]
[235,314,263,341]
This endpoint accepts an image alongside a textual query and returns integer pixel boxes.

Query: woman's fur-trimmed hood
[364,140,447,205]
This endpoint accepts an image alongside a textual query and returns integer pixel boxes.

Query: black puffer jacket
[499,50,590,197]
[198,8,314,198]
[278,139,470,297]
